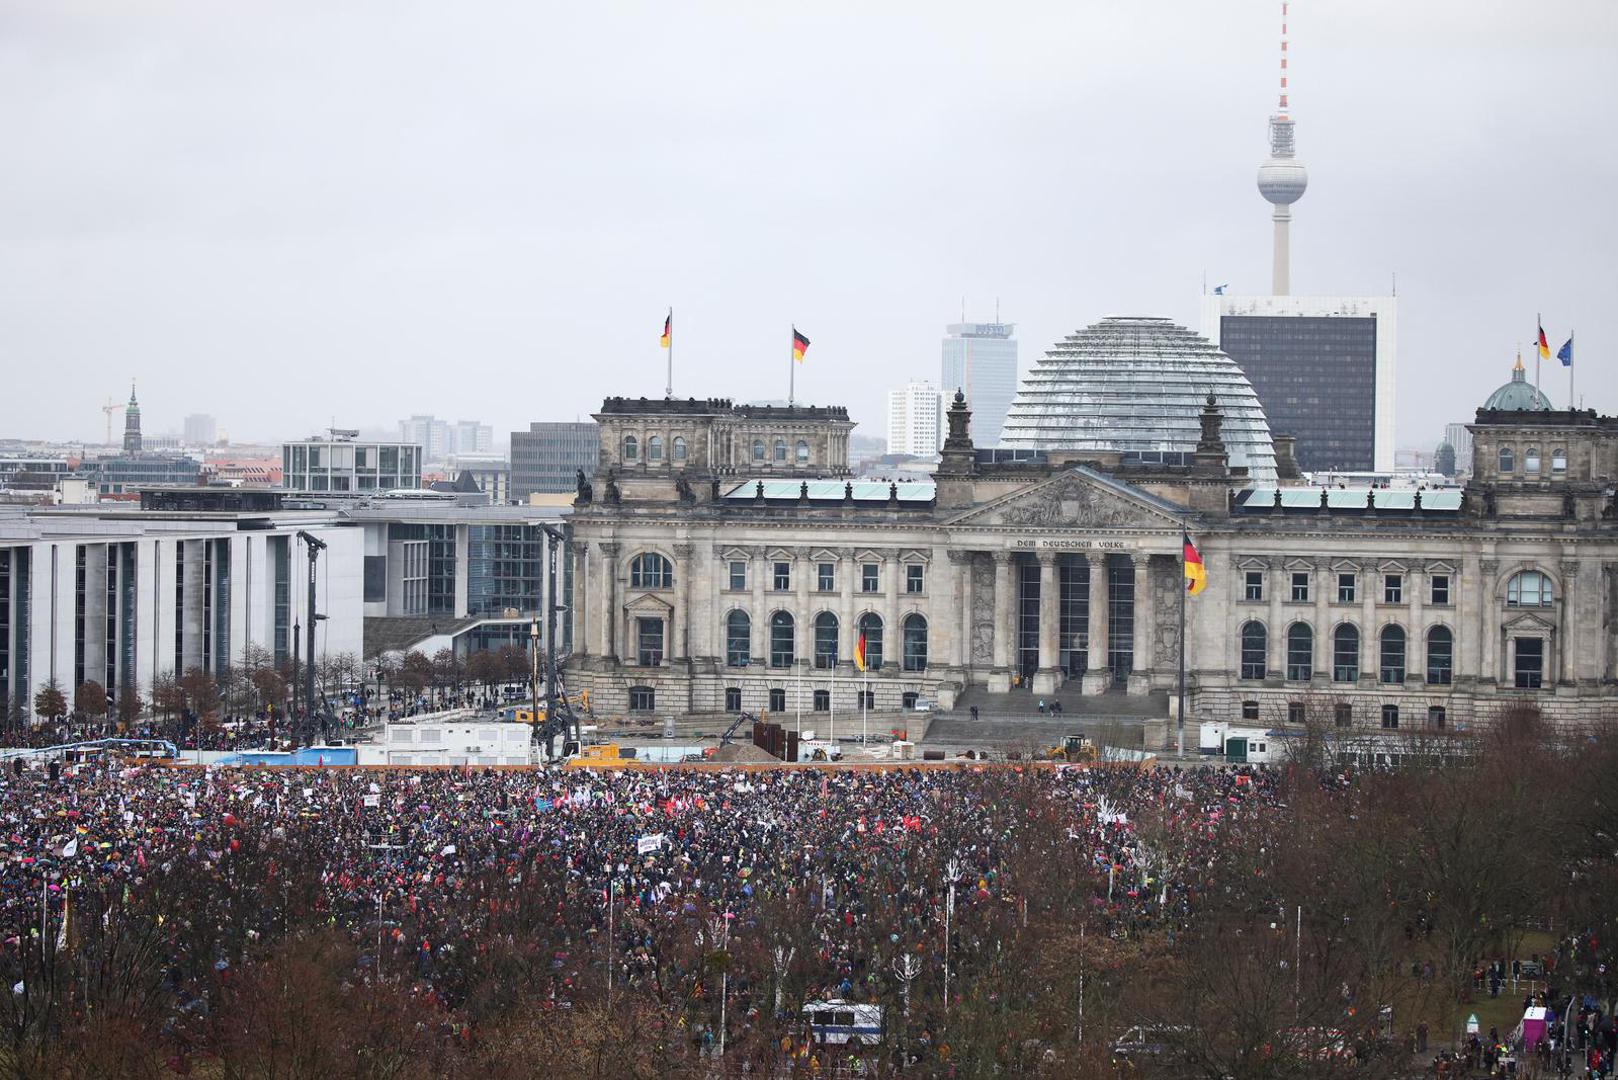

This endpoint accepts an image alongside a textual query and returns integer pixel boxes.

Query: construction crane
[101,399,119,445]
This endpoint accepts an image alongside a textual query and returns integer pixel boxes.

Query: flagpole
[665,307,673,399]
[1177,530,1187,757]
[1569,331,1575,411]
[1535,313,1543,404]
[788,328,795,407]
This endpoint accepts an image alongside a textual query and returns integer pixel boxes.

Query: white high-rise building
[886,381,945,457]
[941,322,1017,446]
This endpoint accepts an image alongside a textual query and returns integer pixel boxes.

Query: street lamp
[943,856,961,1016]
[706,913,732,1059]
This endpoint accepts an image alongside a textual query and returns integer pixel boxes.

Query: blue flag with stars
[1558,336,1573,367]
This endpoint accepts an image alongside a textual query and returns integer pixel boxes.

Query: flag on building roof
[1183,534,1206,596]
[1558,334,1573,368]
[1537,318,1551,361]
[792,327,810,363]
[659,311,671,349]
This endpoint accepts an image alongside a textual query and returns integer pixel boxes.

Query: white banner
[637,834,664,855]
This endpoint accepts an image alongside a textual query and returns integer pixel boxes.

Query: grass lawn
[1391,929,1559,1050]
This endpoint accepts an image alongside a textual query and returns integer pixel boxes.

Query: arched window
[856,613,884,670]
[1551,448,1566,474]
[1426,626,1453,686]
[795,439,810,464]
[769,612,795,669]
[1498,445,1514,473]
[773,438,788,463]
[1240,621,1267,680]
[752,439,765,462]
[1333,624,1360,683]
[623,435,638,462]
[672,436,687,462]
[647,435,663,462]
[1286,623,1312,681]
[902,613,928,672]
[630,552,672,589]
[1379,624,1406,684]
[1524,446,1541,473]
[1506,570,1553,607]
[725,611,751,668]
[813,612,838,670]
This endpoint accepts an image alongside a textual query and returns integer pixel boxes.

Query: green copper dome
[1483,354,1553,411]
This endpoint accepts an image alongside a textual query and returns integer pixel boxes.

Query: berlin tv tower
[1256,2,1307,295]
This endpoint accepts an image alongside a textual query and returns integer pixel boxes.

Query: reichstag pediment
[947,471,1181,531]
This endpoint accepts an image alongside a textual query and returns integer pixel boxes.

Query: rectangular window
[768,687,786,712]
[1427,705,1446,729]
[636,617,664,667]
[773,561,791,591]
[1430,574,1450,606]
[724,687,742,712]
[1287,702,1305,724]
[858,690,875,710]
[1513,637,1544,689]
[1383,574,1403,604]
[1337,572,1356,604]
[817,563,835,592]
[628,686,655,712]
[1241,701,1260,720]
[1334,702,1352,728]
[906,564,925,594]
[1291,572,1310,602]
[813,689,830,712]
[1380,704,1399,730]
[1244,571,1264,602]
[728,561,747,591]
[861,564,879,593]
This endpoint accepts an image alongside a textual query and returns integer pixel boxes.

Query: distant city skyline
[1,2,1612,451]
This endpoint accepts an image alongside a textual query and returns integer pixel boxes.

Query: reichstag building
[565,318,1618,731]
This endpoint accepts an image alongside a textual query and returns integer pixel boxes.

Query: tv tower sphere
[1257,157,1307,205]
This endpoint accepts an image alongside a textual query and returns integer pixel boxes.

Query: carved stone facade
[565,394,1618,729]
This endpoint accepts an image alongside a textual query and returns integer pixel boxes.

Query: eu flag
[1558,336,1573,367]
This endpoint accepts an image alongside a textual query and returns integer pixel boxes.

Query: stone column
[1032,552,1061,694]
[795,547,812,682]
[1128,553,1156,696]
[950,551,974,670]
[838,548,856,672]
[1560,559,1580,686]
[672,542,693,662]
[750,546,767,669]
[1478,558,1499,684]
[1266,557,1285,681]
[989,552,1013,692]
[1359,562,1377,689]
[1311,558,1330,687]
[571,544,589,658]
[882,551,901,672]
[1082,553,1111,694]
[598,542,619,661]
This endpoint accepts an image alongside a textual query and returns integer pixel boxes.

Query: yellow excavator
[1047,734,1098,763]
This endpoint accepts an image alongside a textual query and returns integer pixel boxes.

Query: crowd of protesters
[0,748,1612,1076]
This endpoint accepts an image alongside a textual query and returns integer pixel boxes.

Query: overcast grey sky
[2,0,1614,449]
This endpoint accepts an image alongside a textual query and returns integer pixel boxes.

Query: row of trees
[12,642,539,736]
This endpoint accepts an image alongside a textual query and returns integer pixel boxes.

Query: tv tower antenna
[1257,0,1307,295]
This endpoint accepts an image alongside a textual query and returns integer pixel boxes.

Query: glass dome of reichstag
[997,316,1278,484]
[1482,352,1554,412]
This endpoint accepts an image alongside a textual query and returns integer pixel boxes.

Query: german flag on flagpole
[792,326,810,363]
[1183,533,1206,596]
[853,628,867,672]
[659,311,671,349]
[1537,317,1551,361]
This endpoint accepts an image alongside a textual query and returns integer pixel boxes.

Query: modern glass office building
[510,422,600,499]
[1201,295,1397,473]
[942,323,1018,447]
